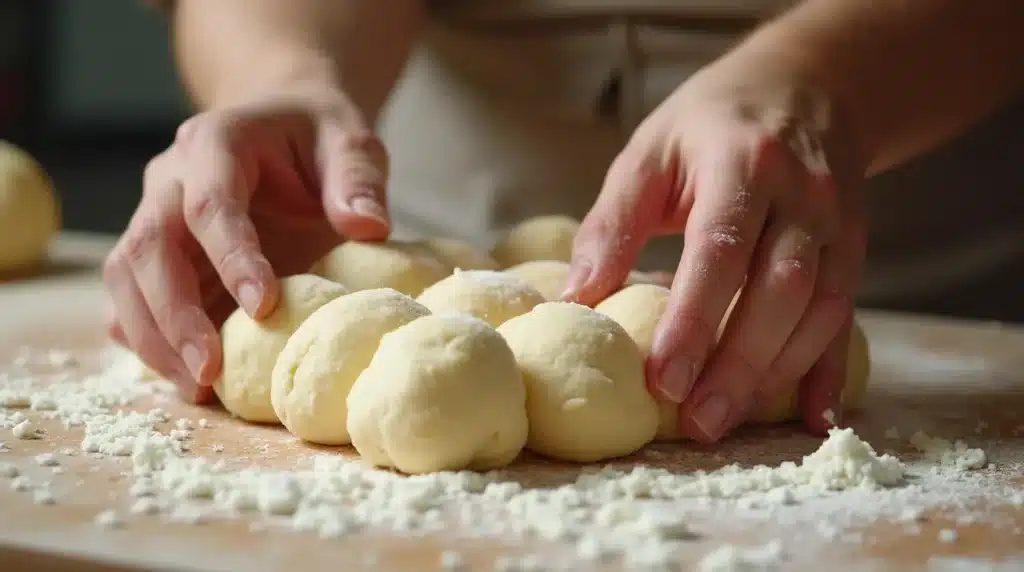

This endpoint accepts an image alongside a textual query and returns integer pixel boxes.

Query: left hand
[562,61,867,442]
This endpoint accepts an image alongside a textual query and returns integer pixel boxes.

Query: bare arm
[719,0,1024,176]
[170,0,424,121]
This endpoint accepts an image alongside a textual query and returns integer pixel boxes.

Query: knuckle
[770,257,817,298]
[120,220,163,265]
[182,192,223,230]
[697,221,749,261]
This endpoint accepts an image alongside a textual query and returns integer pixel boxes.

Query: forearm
[725,0,1024,176]
[170,0,423,121]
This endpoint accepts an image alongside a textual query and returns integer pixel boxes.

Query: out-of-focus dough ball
[346,314,528,474]
[754,320,871,423]
[503,260,571,301]
[312,240,448,296]
[0,141,60,273]
[271,288,430,445]
[216,274,348,423]
[497,302,658,462]
[490,215,580,268]
[422,237,499,271]
[505,259,654,302]
[416,269,545,327]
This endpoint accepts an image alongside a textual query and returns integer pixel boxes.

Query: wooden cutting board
[0,233,1022,572]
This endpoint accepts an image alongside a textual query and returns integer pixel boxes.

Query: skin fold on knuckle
[768,256,817,302]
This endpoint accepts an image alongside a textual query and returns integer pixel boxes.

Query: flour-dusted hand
[103,88,391,403]
[564,54,867,442]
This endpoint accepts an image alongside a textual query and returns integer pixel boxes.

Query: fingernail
[237,281,263,316]
[560,262,592,300]
[348,196,387,222]
[657,357,697,403]
[181,342,206,383]
[692,393,731,439]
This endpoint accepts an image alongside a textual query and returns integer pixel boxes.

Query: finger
[681,221,820,441]
[102,254,195,397]
[648,143,773,405]
[179,119,279,319]
[316,122,390,241]
[129,175,222,386]
[800,315,853,435]
[562,147,672,305]
[105,305,128,347]
[759,221,865,413]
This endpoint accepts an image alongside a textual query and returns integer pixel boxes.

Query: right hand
[103,87,390,402]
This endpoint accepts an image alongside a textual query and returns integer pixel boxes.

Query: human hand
[564,62,867,442]
[104,87,390,402]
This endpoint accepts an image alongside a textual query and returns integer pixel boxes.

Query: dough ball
[505,260,652,302]
[497,302,658,462]
[416,269,545,327]
[490,214,580,268]
[271,288,430,445]
[755,320,871,423]
[0,141,60,273]
[313,240,448,296]
[346,314,528,474]
[422,237,499,270]
[594,283,681,440]
[216,274,348,423]
[503,260,570,301]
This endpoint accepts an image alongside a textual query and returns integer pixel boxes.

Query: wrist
[205,48,343,107]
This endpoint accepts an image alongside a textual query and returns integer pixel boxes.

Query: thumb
[316,121,391,241]
[562,149,672,305]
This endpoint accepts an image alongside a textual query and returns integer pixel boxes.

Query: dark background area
[1,0,187,234]
[2,0,1022,321]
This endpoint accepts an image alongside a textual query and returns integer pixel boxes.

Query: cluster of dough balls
[212,214,870,473]
[0,141,60,274]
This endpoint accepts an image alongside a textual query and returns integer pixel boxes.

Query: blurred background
[2,0,1022,320]
[1,0,187,233]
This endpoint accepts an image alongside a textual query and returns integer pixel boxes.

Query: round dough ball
[755,320,871,423]
[423,237,499,270]
[346,313,528,474]
[490,214,580,268]
[271,288,430,444]
[216,274,348,423]
[503,260,570,301]
[416,269,545,327]
[594,283,681,440]
[313,240,448,296]
[497,302,659,462]
[0,141,60,273]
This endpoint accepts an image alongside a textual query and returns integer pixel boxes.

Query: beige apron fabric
[378,1,1024,309]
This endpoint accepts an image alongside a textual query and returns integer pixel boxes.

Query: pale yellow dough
[271,288,430,445]
[216,274,348,423]
[504,259,656,302]
[416,269,545,327]
[346,313,529,474]
[497,302,659,462]
[0,141,60,273]
[312,240,448,296]
[490,215,580,268]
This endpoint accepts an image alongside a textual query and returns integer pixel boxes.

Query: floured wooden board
[0,233,1022,572]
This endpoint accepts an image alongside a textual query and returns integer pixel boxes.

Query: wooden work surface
[0,233,1022,572]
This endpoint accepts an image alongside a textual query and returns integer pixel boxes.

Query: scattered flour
[0,345,1021,571]
[696,540,784,572]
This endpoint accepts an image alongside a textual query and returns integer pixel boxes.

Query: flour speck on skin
[2,345,1023,571]
[938,528,958,543]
